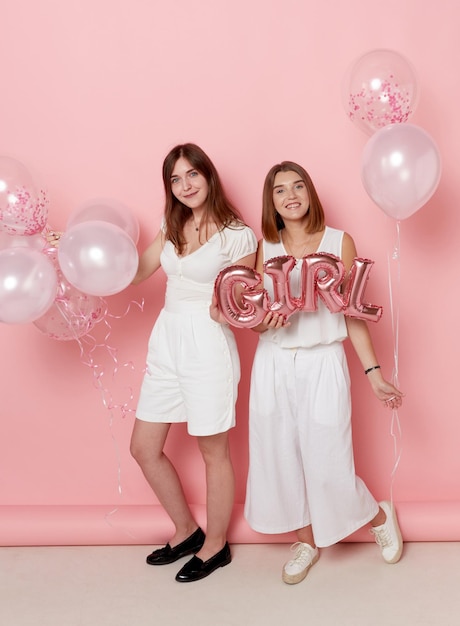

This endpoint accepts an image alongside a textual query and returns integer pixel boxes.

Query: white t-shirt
[161,223,257,312]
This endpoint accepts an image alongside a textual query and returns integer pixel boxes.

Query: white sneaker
[282,542,319,584]
[370,500,403,564]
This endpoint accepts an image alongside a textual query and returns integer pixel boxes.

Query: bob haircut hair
[261,161,325,243]
[162,143,243,255]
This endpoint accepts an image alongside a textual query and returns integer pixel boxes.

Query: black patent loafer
[146,527,205,565]
[175,542,231,582]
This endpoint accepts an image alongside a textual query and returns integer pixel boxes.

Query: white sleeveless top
[260,226,348,348]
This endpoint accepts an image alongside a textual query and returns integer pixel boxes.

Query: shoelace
[288,542,315,566]
[370,526,392,547]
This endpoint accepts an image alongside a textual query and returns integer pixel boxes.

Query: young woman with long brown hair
[131,143,256,582]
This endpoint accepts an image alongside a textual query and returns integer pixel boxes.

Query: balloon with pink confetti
[34,266,107,340]
[343,49,419,135]
[0,156,48,235]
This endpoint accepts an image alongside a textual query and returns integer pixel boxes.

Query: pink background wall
[1,0,459,545]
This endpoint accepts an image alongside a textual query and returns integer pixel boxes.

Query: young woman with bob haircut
[244,160,404,585]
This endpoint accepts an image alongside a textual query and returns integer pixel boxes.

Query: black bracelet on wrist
[364,365,381,375]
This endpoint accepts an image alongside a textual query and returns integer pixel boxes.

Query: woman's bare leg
[195,431,234,561]
[296,524,316,546]
[130,418,199,546]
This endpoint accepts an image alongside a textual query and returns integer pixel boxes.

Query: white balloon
[67,198,139,243]
[58,220,139,296]
[0,232,46,250]
[0,248,57,324]
[361,123,442,220]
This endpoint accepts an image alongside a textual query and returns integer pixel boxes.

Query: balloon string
[76,299,145,419]
[54,298,145,500]
[41,225,144,538]
[103,506,137,540]
[387,219,403,505]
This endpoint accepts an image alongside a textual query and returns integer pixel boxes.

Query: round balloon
[67,198,139,243]
[57,220,139,296]
[361,123,442,220]
[343,49,419,135]
[0,156,48,235]
[34,269,107,340]
[0,247,58,324]
[0,232,46,250]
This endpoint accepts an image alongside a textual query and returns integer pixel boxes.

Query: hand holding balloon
[44,229,63,249]
[210,292,230,325]
[364,366,404,410]
[255,310,290,333]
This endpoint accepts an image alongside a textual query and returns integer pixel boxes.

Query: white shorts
[136,309,240,436]
[244,340,378,547]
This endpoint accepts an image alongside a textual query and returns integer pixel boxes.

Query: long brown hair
[261,161,325,243]
[162,143,243,254]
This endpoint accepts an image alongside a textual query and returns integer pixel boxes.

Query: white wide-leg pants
[244,340,379,547]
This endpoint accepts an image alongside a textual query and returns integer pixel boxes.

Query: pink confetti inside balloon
[0,156,48,235]
[342,49,419,135]
[34,267,107,340]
